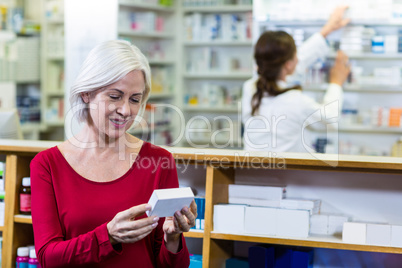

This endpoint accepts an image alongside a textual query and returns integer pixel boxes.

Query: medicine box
[228,184,286,200]
[229,197,281,207]
[244,206,277,236]
[366,224,391,246]
[213,204,246,234]
[391,225,402,247]
[343,222,366,244]
[276,208,309,238]
[146,187,194,217]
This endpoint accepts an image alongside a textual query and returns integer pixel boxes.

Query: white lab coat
[242,33,343,153]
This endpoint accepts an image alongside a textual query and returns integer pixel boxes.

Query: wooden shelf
[118,0,175,12]
[183,5,252,13]
[118,30,174,39]
[184,73,251,79]
[14,214,32,224]
[184,230,204,238]
[183,40,252,46]
[210,232,402,254]
[0,226,4,231]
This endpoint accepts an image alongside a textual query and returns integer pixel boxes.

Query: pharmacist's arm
[295,5,350,76]
[302,51,350,130]
[31,159,121,267]
[154,154,191,268]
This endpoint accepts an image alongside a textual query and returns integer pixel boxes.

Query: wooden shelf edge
[0,226,4,231]
[184,230,204,238]
[14,215,32,224]
[210,233,402,254]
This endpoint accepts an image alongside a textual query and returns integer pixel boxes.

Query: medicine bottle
[20,177,31,215]
[28,249,40,268]
[16,247,29,268]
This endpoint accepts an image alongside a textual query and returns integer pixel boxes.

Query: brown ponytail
[251,31,301,116]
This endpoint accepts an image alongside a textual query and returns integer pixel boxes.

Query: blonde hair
[70,40,151,122]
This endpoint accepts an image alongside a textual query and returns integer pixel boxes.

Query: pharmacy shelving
[257,7,402,156]
[183,73,251,80]
[118,30,175,39]
[181,3,253,148]
[2,141,402,267]
[183,5,252,13]
[148,92,175,100]
[118,0,175,12]
[327,52,402,60]
[304,85,402,94]
[210,232,402,254]
[264,20,402,27]
[40,0,65,140]
[184,106,239,113]
[183,40,253,46]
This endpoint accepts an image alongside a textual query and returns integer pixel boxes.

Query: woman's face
[83,70,145,139]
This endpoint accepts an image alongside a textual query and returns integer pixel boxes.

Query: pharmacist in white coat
[242,6,351,153]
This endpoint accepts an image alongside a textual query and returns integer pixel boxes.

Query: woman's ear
[81,92,90,103]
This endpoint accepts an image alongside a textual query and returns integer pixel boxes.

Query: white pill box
[214,204,246,234]
[146,187,194,217]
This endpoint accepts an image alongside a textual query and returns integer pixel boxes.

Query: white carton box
[228,184,286,200]
[343,222,366,244]
[280,199,321,215]
[214,204,246,234]
[310,214,328,235]
[146,187,194,217]
[245,206,277,236]
[366,224,391,246]
[391,225,402,248]
[276,208,309,238]
[328,215,350,235]
[229,197,280,207]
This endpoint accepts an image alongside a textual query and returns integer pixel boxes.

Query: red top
[30,142,190,268]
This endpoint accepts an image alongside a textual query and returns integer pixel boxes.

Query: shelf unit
[258,12,402,156]
[181,3,253,148]
[1,140,402,267]
[40,0,65,140]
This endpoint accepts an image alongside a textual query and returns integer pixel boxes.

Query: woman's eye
[110,95,120,100]
[130,98,140,103]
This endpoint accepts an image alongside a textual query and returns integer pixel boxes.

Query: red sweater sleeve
[153,154,190,268]
[30,158,121,267]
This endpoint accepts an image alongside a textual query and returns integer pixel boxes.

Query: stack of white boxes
[343,222,402,247]
[340,26,375,53]
[214,185,321,238]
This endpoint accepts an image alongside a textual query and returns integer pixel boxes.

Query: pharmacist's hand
[320,5,350,37]
[330,51,351,86]
[163,200,197,237]
[107,204,159,245]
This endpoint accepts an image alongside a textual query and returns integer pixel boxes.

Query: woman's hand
[162,200,197,252]
[320,5,350,38]
[330,50,351,86]
[107,204,159,245]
